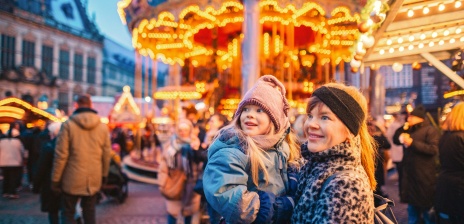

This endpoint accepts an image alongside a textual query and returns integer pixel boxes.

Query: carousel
[118,0,391,118]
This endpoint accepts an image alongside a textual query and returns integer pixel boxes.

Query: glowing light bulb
[439,40,444,45]
[389,48,394,53]
[450,38,455,43]
[455,0,462,8]
[399,46,404,51]
[398,38,403,44]
[423,6,429,14]
[444,30,450,36]
[419,43,424,48]
[379,49,385,55]
[387,39,392,45]
[438,3,445,11]
[407,9,414,17]
[408,45,414,50]
[409,36,415,42]
[461,36,464,42]
[420,34,426,40]
[456,28,462,34]
[432,32,438,38]
[429,41,434,47]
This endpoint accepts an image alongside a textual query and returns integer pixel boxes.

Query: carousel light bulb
[407,9,414,17]
[419,43,424,48]
[389,48,394,53]
[429,41,435,47]
[399,46,404,51]
[444,30,450,36]
[387,39,392,45]
[456,28,462,34]
[408,45,414,50]
[409,35,415,42]
[398,37,403,44]
[438,3,445,11]
[423,6,429,14]
[439,40,444,45]
[461,36,464,42]
[450,38,455,43]
[455,0,462,8]
[432,32,438,38]
[379,49,385,55]
[420,33,426,40]
[392,62,403,72]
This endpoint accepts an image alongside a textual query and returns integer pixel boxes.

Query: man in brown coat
[51,94,111,224]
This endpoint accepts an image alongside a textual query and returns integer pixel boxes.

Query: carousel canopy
[118,0,387,67]
[0,97,61,125]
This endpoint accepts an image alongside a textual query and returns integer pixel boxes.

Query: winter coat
[203,129,292,224]
[34,138,61,213]
[386,120,405,162]
[393,122,440,207]
[52,108,112,196]
[0,136,25,167]
[434,131,464,216]
[158,139,202,217]
[374,134,391,186]
[292,137,374,223]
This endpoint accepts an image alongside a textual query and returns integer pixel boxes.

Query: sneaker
[8,194,19,199]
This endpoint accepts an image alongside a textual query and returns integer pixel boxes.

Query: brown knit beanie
[235,75,290,132]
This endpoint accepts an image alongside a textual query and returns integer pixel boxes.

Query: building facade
[0,0,103,115]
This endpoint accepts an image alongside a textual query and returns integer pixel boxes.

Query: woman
[292,83,377,223]
[158,119,202,224]
[203,75,301,223]
[0,123,26,199]
[34,122,62,224]
[435,102,464,223]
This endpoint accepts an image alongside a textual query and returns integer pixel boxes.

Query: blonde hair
[221,116,301,187]
[442,102,464,131]
[309,83,377,191]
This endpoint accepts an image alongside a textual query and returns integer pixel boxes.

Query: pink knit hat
[235,75,290,132]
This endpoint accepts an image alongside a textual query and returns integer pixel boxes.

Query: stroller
[98,158,129,203]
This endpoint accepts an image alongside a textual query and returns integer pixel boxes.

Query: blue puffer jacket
[203,128,292,224]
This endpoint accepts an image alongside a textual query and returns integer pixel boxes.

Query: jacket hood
[70,108,101,130]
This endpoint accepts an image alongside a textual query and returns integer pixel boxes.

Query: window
[58,92,69,114]
[87,57,96,84]
[61,3,74,19]
[73,53,83,82]
[59,50,69,79]
[1,34,16,70]
[41,45,53,76]
[22,40,35,67]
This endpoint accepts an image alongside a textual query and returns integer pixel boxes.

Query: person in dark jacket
[34,122,62,224]
[393,105,440,224]
[434,102,464,223]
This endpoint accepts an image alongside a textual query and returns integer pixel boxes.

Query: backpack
[321,170,398,224]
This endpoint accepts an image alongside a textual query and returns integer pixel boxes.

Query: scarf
[250,122,291,150]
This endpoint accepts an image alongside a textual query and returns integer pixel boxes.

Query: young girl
[203,75,301,223]
[292,83,377,223]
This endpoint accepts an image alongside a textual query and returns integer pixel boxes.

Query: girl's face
[240,105,271,136]
[177,123,191,139]
[304,103,349,153]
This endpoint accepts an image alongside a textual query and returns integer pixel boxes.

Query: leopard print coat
[292,137,374,223]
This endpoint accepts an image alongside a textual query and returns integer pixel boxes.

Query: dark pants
[167,214,192,224]
[394,161,403,201]
[1,166,23,195]
[61,193,97,224]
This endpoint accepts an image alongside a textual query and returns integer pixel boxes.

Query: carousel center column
[241,0,261,95]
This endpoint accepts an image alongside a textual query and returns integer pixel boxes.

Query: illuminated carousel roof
[118,0,388,66]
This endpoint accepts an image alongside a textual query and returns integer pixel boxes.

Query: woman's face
[240,105,271,136]
[303,103,349,153]
[208,115,223,130]
[177,123,191,139]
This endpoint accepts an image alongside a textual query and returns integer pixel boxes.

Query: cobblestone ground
[0,179,168,224]
[1,169,408,224]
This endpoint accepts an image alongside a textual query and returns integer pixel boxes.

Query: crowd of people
[1,77,463,224]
